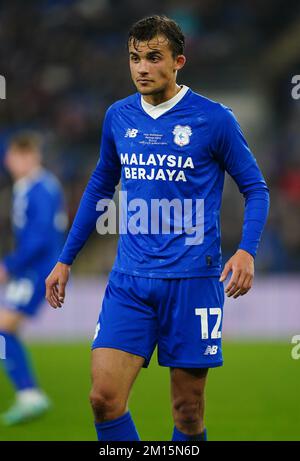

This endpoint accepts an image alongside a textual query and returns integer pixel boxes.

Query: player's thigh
[91,347,145,403]
[157,277,224,368]
[0,308,25,333]
[170,367,208,405]
[92,270,158,369]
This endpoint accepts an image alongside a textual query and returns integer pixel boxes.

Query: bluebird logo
[0,75,6,100]
[0,335,6,359]
[173,125,192,147]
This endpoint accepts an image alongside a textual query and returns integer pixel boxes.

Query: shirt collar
[13,166,44,194]
[141,85,189,119]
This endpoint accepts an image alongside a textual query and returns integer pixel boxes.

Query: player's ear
[174,54,186,71]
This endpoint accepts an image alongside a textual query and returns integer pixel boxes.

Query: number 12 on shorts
[195,308,222,340]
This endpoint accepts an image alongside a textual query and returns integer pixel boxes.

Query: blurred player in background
[0,132,67,425]
[46,16,269,441]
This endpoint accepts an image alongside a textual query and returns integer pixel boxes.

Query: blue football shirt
[58,86,269,277]
[3,167,67,278]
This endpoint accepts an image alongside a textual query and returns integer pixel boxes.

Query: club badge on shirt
[173,125,192,147]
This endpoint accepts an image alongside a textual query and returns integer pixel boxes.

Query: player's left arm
[212,105,270,298]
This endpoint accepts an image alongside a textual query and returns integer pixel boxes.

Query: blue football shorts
[92,270,225,369]
[1,275,46,317]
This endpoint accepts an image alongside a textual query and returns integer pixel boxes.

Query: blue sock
[95,411,140,441]
[0,331,37,391]
[172,426,207,441]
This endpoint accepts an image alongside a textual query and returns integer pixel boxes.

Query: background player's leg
[0,308,50,425]
[170,367,208,441]
[90,347,145,441]
[0,309,37,390]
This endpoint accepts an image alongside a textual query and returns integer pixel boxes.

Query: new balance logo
[204,345,218,355]
[125,128,138,138]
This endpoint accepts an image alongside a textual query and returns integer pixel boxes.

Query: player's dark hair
[8,131,43,153]
[128,15,185,57]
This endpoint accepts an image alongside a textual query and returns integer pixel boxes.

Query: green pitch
[0,341,299,441]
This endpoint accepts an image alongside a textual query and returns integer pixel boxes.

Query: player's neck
[13,165,43,183]
[142,83,182,106]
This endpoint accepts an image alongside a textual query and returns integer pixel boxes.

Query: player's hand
[0,264,8,284]
[45,262,71,308]
[219,249,254,299]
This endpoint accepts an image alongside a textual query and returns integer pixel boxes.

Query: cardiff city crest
[172,125,192,147]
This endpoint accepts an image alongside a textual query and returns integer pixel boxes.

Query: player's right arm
[45,261,71,308]
[45,105,121,308]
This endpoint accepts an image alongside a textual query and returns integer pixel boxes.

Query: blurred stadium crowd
[0,0,300,273]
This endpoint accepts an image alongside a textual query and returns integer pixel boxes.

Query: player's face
[128,35,185,97]
[5,147,41,180]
